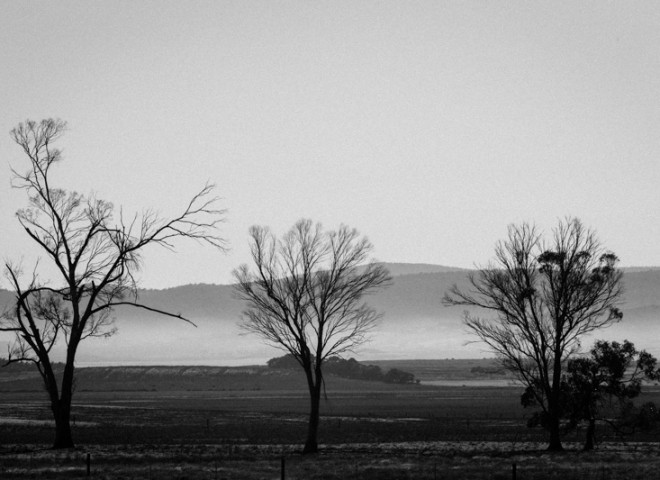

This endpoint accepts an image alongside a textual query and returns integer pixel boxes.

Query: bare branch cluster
[234,219,390,366]
[3,119,226,364]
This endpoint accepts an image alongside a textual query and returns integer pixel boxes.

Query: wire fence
[1,443,658,480]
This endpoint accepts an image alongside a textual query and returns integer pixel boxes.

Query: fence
[0,445,653,480]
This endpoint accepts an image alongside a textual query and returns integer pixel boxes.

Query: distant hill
[0,358,509,392]
[0,263,658,365]
[373,262,467,277]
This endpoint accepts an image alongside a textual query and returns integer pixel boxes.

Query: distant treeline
[0,359,38,372]
[267,354,418,384]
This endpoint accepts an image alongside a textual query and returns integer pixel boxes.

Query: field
[1,361,659,479]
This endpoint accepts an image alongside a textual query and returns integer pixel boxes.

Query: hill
[0,263,658,365]
[372,262,467,276]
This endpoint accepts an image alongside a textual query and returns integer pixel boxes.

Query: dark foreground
[1,381,659,479]
[2,441,659,480]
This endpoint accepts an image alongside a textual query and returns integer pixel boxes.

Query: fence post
[512,462,517,480]
[281,455,285,480]
[86,453,91,476]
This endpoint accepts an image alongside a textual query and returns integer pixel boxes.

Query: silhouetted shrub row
[267,354,418,384]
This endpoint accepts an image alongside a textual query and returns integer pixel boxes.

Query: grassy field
[0,361,659,479]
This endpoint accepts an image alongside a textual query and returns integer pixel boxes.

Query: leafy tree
[444,218,623,451]
[234,219,390,453]
[562,340,660,450]
[1,119,226,448]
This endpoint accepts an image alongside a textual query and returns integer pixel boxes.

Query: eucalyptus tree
[444,218,623,451]
[234,219,390,453]
[1,119,226,448]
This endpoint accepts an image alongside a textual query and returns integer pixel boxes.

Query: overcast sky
[1,1,659,289]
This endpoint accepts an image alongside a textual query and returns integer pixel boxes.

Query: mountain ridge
[0,263,658,365]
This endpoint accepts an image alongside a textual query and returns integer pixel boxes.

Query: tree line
[1,119,658,454]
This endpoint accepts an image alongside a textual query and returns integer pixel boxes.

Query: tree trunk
[547,427,564,451]
[547,344,564,452]
[49,346,77,450]
[303,384,321,454]
[547,410,564,452]
[51,400,74,449]
[38,356,75,449]
[583,418,596,451]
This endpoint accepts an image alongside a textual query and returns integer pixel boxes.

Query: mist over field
[1,263,658,366]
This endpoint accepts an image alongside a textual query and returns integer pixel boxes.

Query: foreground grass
[1,441,659,479]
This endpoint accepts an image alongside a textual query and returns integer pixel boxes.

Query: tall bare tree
[444,218,623,451]
[1,119,226,448]
[233,219,390,453]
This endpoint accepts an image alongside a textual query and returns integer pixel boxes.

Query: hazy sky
[2,1,659,289]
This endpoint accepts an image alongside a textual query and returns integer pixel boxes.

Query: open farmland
[1,361,659,479]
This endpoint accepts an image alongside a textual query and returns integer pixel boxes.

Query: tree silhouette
[1,119,226,448]
[444,218,623,451]
[234,219,390,453]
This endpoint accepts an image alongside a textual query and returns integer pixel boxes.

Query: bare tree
[444,218,623,451]
[1,119,226,448]
[233,219,390,454]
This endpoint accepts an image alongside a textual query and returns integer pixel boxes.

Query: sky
[1,1,659,289]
